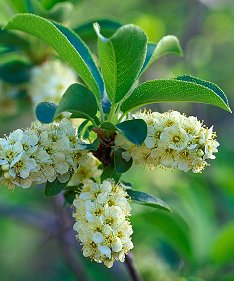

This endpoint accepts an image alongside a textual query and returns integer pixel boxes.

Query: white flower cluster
[0,118,85,188]
[115,110,219,173]
[69,152,102,186]
[29,60,77,107]
[73,179,133,268]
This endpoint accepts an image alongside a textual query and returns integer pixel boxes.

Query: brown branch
[125,253,144,281]
[53,196,92,281]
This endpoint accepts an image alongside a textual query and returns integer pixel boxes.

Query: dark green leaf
[116,119,147,145]
[54,83,97,121]
[141,36,183,74]
[63,190,76,205]
[4,14,103,99]
[35,102,57,124]
[95,23,147,103]
[74,18,122,40]
[114,148,133,173]
[44,178,70,197]
[121,77,231,113]
[127,189,171,212]
[0,60,32,84]
[0,30,30,51]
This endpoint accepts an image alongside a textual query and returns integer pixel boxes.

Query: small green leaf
[0,60,32,84]
[63,190,76,205]
[141,35,183,73]
[4,14,103,99]
[35,102,57,124]
[74,18,122,40]
[121,76,231,113]
[95,23,147,103]
[116,119,147,145]
[77,120,89,137]
[101,164,121,182]
[127,189,171,212]
[100,122,116,131]
[54,83,97,121]
[44,178,70,197]
[114,148,133,173]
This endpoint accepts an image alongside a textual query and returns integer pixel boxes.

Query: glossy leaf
[4,14,103,99]
[95,23,147,103]
[116,119,147,145]
[35,102,57,124]
[141,35,183,73]
[127,189,171,212]
[121,76,231,113]
[54,83,97,120]
[114,148,133,173]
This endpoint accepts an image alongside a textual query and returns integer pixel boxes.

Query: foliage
[0,2,231,280]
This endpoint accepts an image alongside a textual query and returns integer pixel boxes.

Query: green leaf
[114,148,133,173]
[176,75,230,109]
[127,189,171,212]
[44,178,70,197]
[0,29,30,51]
[121,76,231,113]
[63,190,76,205]
[95,23,147,103]
[0,60,32,84]
[74,18,122,40]
[132,211,192,260]
[100,121,116,130]
[77,119,89,137]
[35,102,57,124]
[54,83,97,121]
[4,14,103,99]
[41,0,74,10]
[141,35,183,73]
[101,164,121,182]
[116,119,147,145]
[212,222,234,265]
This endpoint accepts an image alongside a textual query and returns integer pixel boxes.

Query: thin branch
[125,253,144,281]
[53,196,92,281]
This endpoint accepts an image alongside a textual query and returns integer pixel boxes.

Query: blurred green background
[0,0,234,280]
